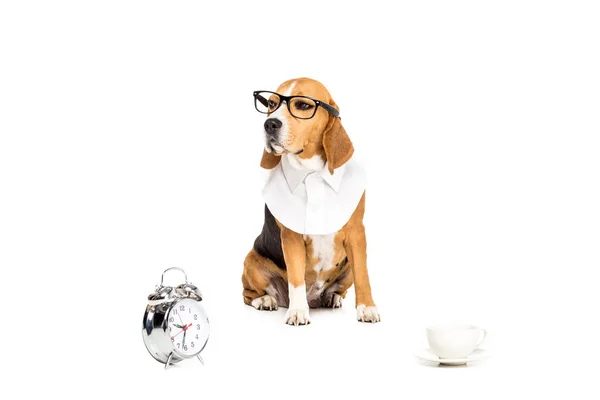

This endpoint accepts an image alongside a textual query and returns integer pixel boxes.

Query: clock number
[189,307,191,314]
[169,317,174,323]
[195,334,199,340]
[183,345,188,351]
[173,309,178,315]
[180,305,185,312]
[196,324,200,330]
[177,343,180,349]
[191,342,195,348]
[194,314,197,320]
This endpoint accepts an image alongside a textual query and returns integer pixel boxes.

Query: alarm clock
[142,267,210,369]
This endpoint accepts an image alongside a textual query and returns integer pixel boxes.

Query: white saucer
[414,348,487,365]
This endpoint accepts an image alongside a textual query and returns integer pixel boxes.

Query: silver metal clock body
[142,267,210,369]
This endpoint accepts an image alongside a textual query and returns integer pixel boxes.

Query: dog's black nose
[264,118,282,135]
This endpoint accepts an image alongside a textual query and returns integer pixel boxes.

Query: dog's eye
[294,101,314,111]
[268,100,277,109]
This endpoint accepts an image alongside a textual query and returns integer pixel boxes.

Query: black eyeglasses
[253,91,340,120]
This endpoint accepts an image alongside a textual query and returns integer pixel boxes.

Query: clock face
[167,298,209,357]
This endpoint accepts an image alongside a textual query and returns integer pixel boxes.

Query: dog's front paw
[251,295,278,311]
[356,304,381,323]
[285,308,310,326]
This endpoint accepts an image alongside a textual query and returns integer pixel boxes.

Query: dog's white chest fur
[307,233,336,273]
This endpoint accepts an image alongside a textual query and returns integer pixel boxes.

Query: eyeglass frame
[253,90,340,119]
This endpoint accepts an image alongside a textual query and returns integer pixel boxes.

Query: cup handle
[477,328,487,348]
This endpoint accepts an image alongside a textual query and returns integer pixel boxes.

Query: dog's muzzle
[264,118,285,153]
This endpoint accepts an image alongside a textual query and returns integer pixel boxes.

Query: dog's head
[254,78,353,174]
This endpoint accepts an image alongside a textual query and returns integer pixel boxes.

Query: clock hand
[177,312,188,346]
[170,323,192,341]
[173,324,183,329]
[172,329,185,339]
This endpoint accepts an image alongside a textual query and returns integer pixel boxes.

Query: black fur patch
[253,205,287,271]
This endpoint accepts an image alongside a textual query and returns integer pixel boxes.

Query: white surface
[1,1,599,399]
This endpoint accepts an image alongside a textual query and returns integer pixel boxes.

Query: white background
[1,1,599,398]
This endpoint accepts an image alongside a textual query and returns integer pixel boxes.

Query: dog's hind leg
[320,259,353,309]
[242,249,288,310]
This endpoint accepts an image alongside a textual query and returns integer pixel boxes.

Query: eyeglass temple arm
[319,101,340,118]
[255,93,269,107]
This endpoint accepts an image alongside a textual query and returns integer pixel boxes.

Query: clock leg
[197,354,205,366]
[164,352,174,370]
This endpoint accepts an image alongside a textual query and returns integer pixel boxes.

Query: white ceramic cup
[426,323,487,359]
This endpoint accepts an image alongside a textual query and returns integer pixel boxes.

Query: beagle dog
[242,78,380,325]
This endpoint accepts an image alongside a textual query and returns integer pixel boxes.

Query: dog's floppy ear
[260,149,281,169]
[322,102,354,174]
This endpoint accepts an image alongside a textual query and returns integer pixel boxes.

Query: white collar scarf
[262,154,366,235]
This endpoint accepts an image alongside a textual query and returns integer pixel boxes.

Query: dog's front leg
[280,226,310,326]
[346,223,381,323]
